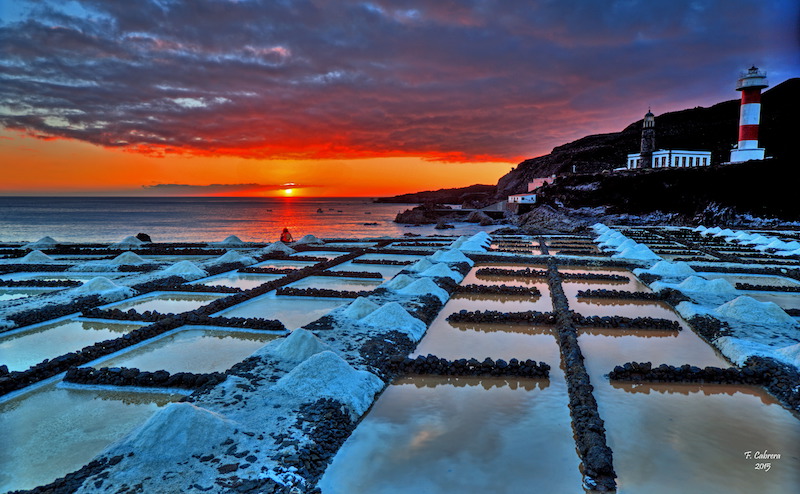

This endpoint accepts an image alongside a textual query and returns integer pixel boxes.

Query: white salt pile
[701,226,722,236]
[713,296,797,327]
[418,263,463,282]
[256,328,333,365]
[612,243,661,261]
[692,225,706,232]
[23,236,58,250]
[407,258,435,273]
[598,233,627,250]
[160,261,207,280]
[272,351,384,416]
[111,252,147,265]
[360,302,427,341]
[209,250,255,265]
[714,337,800,369]
[396,278,449,303]
[613,238,638,252]
[677,276,737,295]
[712,228,735,238]
[634,260,695,280]
[429,249,474,266]
[18,250,54,263]
[379,274,415,290]
[592,223,610,233]
[115,403,237,461]
[209,235,246,247]
[457,240,488,252]
[111,236,144,250]
[341,297,380,319]
[258,242,296,255]
[71,277,136,302]
[449,236,469,249]
[295,234,324,245]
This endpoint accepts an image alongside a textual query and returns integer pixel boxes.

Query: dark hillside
[536,157,798,221]
[495,78,799,200]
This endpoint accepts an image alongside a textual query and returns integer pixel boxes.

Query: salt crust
[396,278,449,303]
[111,252,146,265]
[295,234,325,245]
[429,249,474,266]
[714,296,798,326]
[418,263,464,282]
[70,277,136,302]
[257,242,296,255]
[208,250,255,266]
[379,274,415,290]
[712,228,735,238]
[407,258,435,273]
[110,236,144,250]
[23,236,58,250]
[457,240,487,252]
[112,403,237,462]
[18,250,54,263]
[209,235,245,247]
[255,328,333,365]
[359,301,427,341]
[715,336,800,369]
[272,351,384,416]
[612,243,662,261]
[635,260,696,279]
[449,236,469,249]
[341,297,380,319]
[160,260,207,280]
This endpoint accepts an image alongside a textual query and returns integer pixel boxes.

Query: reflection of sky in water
[0,319,143,372]
[194,272,282,290]
[287,275,382,292]
[95,329,276,373]
[0,382,182,492]
[320,376,582,494]
[106,292,225,314]
[214,292,349,329]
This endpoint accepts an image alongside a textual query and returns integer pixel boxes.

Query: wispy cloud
[1,0,797,162]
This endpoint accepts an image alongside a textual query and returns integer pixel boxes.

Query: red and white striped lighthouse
[730,66,768,163]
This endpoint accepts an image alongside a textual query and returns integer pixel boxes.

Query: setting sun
[283,188,294,196]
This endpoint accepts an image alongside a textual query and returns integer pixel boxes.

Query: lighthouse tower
[639,109,655,168]
[730,66,768,163]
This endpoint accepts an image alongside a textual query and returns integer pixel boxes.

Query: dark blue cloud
[1,0,797,161]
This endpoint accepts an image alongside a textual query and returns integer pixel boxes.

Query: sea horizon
[0,196,492,244]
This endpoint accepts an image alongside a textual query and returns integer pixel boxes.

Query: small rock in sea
[363,222,378,226]
[135,232,152,242]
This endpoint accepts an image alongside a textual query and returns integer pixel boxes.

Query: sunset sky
[1,0,798,197]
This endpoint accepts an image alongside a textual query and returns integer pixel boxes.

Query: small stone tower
[639,109,655,169]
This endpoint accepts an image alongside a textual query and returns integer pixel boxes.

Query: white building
[508,193,537,204]
[626,149,712,170]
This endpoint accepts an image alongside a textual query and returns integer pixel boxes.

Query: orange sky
[0,130,514,197]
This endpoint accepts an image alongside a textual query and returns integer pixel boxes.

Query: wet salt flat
[326,260,406,279]
[104,292,227,314]
[290,251,347,260]
[446,291,552,314]
[0,272,125,282]
[213,292,350,329]
[355,253,424,262]
[287,275,383,292]
[193,272,282,290]
[699,273,800,288]
[0,319,144,372]
[0,288,57,301]
[252,259,319,269]
[92,328,277,373]
[0,382,183,493]
[319,376,582,494]
[599,382,800,493]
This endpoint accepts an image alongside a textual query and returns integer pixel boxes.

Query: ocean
[0,197,497,243]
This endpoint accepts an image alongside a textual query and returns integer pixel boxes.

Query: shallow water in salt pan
[104,292,226,314]
[0,382,182,492]
[213,292,350,329]
[290,251,347,260]
[319,376,582,494]
[0,319,144,372]
[93,328,276,373]
[0,288,56,301]
[326,260,406,279]
[193,272,282,290]
[252,259,319,269]
[287,275,382,292]
[355,253,424,262]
